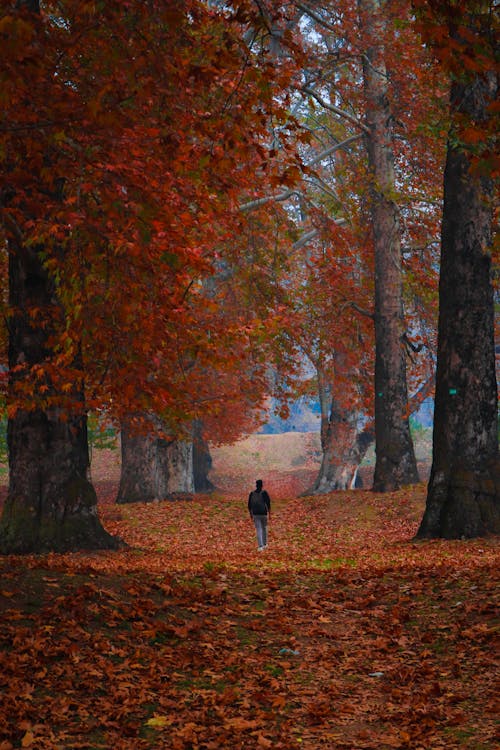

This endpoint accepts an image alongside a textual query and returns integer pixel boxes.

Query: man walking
[248,479,271,551]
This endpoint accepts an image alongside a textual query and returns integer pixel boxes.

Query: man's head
[256,479,263,490]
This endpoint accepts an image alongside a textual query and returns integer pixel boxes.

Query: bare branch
[307,134,363,166]
[409,374,434,413]
[341,300,374,320]
[295,2,337,32]
[239,189,301,212]
[292,220,347,250]
[302,86,369,134]
[239,135,361,214]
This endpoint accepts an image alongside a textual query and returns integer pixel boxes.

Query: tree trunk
[311,401,374,493]
[417,58,499,538]
[117,420,194,503]
[306,370,373,493]
[0,240,120,554]
[193,421,214,492]
[317,369,333,455]
[360,0,419,491]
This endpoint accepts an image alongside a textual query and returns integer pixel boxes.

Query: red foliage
[0,0,303,437]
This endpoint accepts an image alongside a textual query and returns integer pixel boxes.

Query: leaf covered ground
[0,445,498,750]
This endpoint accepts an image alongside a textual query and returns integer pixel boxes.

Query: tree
[117,418,194,505]
[284,231,376,493]
[249,0,443,492]
[0,0,301,551]
[358,0,420,490]
[0,0,119,552]
[193,420,214,493]
[415,0,499,538]
[312,396,373,491]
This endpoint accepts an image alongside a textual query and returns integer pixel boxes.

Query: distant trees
[258,0,442,493]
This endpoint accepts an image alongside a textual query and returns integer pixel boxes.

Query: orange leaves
[0,467,498,750]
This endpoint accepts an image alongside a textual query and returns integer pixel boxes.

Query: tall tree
[0,0,119,552]
[239,0,441,496]
[358,0,420,490]
[416,0,499,538]
[0,0,300,551]
[248,0,442,492]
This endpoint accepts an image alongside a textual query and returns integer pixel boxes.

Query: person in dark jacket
[248,479,271,551]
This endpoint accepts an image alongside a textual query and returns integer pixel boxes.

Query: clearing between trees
[0,433,497,750]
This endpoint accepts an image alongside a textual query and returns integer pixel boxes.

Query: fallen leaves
[0,480,498,749]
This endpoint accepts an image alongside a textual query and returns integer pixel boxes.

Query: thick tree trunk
[305,370,373,493]
[417,67,499,538]
[0,241,120,554]
[117,420,194,503]
[311,402,374,493]
[360,0,419,491]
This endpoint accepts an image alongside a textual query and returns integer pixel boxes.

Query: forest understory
[0,432,497,750]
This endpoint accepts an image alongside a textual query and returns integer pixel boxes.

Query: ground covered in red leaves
[0,441,498,749]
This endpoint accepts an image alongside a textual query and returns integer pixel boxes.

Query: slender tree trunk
[360,0,419,491]
[0,240,120,553]
[317,369,333,454]
[193,420,214,492]
[117,419,194,503]
[417,57,499,538]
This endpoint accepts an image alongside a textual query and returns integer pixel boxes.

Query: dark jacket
[248,489,271,516]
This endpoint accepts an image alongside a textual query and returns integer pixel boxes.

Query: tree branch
[295,2,337,32]
[291,220,347,250]
[302,86,369,134]
[239,135,361,214]
[239,189,302,212]
[307,134,363,166]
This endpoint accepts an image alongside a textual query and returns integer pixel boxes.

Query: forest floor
[0,432,498,750]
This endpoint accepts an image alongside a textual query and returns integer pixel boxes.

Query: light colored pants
[253,514,268,548]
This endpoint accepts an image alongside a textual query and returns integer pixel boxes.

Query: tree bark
[311,401,373,492]
[0,241,120,554]
[193,420,214,492]
[307,370,373,492]
[360,0,419,491]
[117,419,194,503]
[417,54,499,538]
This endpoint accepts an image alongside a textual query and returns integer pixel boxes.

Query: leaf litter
[0,478,498,749]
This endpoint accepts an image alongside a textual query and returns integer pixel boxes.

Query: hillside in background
[260,397,435,433]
